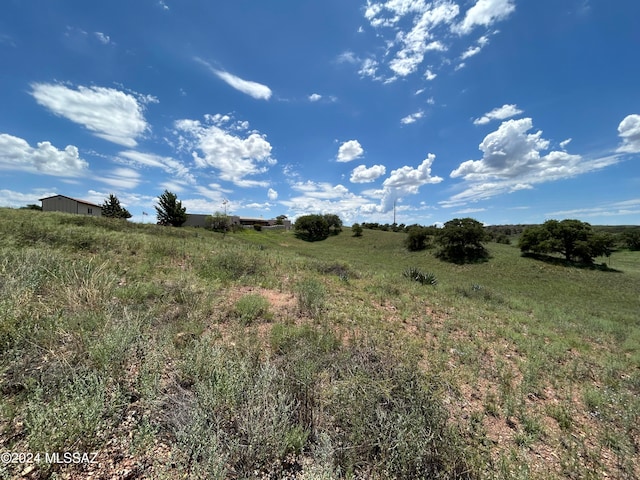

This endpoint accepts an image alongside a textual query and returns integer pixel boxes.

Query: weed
[231,294,271,325]
[296,278,326,318]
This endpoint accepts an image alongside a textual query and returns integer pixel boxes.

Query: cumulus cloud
[617,114,640,153]
[0,189,56,208]
[195,58,272,100]
[359,0,513,82]
[350,164,386,183]
[453,0,516,35]
[175,115,276,187]
[337,140,364,162]
[445,118,620,205]
[30,83,153,147]
[280,181,378,224]
[267,188,278,200]
[308,93,322,102]
[387,2,460,77]
[380,154,443,211]
[400,111,424,125]
[0,133,88,176]
[473,104,524,125]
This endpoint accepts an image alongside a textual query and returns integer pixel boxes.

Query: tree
[436,218,488,263]
[324,214,343,235]
[352,223,363,237]
[101,194,132,219]
[405,226,430,251]
[205,212,231,233]
[155,190,187,227]
[20,204,42,211]
[623,229,640,251]
[275,215,288,225]
[519,219,614,264]
[294,214,330,241]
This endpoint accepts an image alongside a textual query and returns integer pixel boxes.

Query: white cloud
[387,2,460,77]
[30,83,153,147]
[267,188,278,200]
[461,45,482,59]
[195,58,272,100]
[358,58,380,78]
[337,51,360,64]
[560,138,573,150]
[350,164,387,183]
[118,150,195,183]
[94,32,111,45]
[337,140,364,162]
[175,115,276,187]
[0,133,88,176]
[309,93,322,102]
[617,114,640,153]
[424,69,437,80]
[100,167,141,189]
[281,181,378,224]
[381,153,443,211]
[0,189,56,208]
[446,118,620,205]
[473,104,524,125]
[453,0,516,35]
[400,111,424,125]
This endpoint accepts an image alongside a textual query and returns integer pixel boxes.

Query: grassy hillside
[0,208,638,479]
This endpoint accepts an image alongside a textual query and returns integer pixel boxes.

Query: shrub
[405,226,431,251]
[352,223,363,237]
[253,224,262,231]
[403,267,438,286]
[294,214,343,241]
[231,294,271,325]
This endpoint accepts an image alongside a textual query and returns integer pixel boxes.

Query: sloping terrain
[0,209,638,479]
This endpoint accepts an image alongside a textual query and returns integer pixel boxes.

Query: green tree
[101,194,132,219]
[294,214,330,241]
[155,190,187,227]
[623,229,640,251]
[275,214,288,225]
[324,214,343,235]
[404,226,430,251]
[436,218,488,263]
[205,212,230,233]
[20,204,42,211]
[351,223,363,237]
[519,219,614,264]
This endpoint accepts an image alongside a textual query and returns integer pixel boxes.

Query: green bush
[231,294,271,325]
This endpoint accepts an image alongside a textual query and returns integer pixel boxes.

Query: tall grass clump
[296,278,326,318]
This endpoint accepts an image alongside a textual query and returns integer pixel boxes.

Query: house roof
[39,194,102,208]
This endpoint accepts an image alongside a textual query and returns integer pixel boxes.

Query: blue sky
[1,0,639,226]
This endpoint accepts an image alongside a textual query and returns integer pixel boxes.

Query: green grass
[0,209,638,479]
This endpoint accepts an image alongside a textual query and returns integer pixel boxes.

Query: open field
[1,208,638,479]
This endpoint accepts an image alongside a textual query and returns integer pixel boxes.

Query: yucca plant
[403,266,438,286]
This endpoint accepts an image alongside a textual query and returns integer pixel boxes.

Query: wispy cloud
[401,111,424,125]
[195,57,272,100]
[473,104,524,125]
